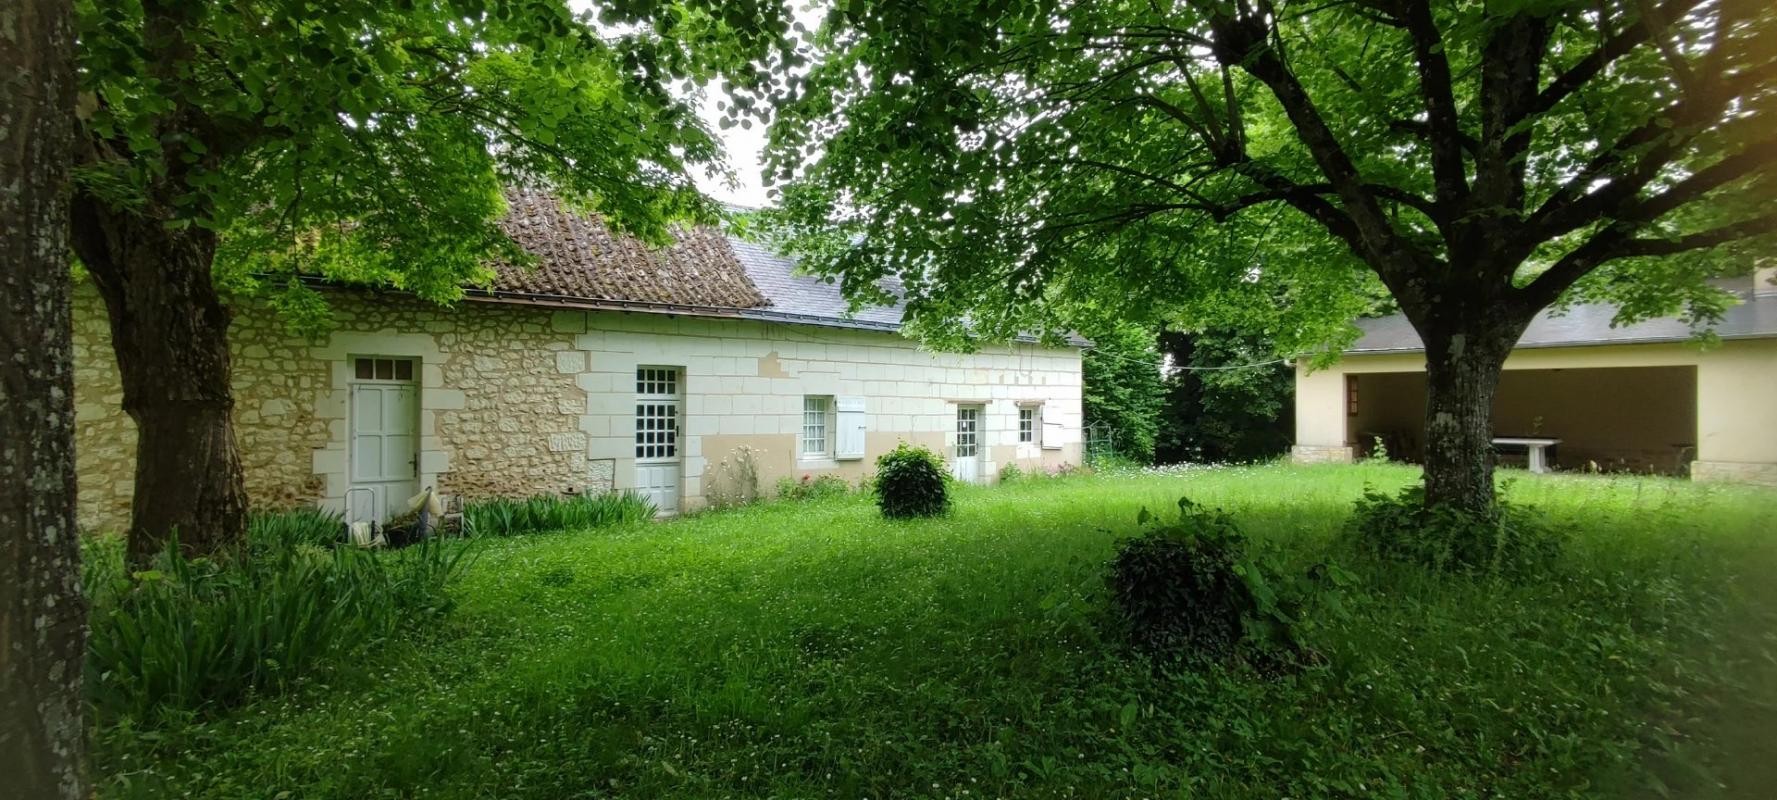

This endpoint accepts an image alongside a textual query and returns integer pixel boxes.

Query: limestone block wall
[73,283,334,532]
[72,286,1086,529]
[549,309,1085,510]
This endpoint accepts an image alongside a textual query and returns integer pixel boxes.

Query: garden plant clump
[83,509,471,723]
[776,473,851,502]
[1345,482,1563,575]
[872,442,951,518]
[1107,497,1351,664]
[461,491,655,537]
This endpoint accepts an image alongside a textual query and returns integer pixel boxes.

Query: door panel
[954,405,982,483]
[349,382,417,523]
[633,393,682,516]
[635,462,681,515]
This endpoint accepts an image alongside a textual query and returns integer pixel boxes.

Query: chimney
[1758,263,1777,298]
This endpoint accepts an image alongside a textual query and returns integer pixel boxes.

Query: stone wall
[72,285,1085,528]
[1289,445,1355,465]
[72,283,334,531]
[1692,460,1777,487]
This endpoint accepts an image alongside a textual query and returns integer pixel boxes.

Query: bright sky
[566,1,813,210]
[693,96,774,209]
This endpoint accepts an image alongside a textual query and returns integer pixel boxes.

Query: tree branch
[1401,1,1469,210]
[1519,209,1777,307]
[1533,0,1706,114]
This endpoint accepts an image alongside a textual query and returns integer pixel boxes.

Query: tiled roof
[1347,278,1777,354]
[491,189,768,309]
[479,190,1085,348]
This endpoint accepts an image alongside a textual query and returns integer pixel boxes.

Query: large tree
[760,0,1777,514]
[1,0,88,796]
[70,0,791,561]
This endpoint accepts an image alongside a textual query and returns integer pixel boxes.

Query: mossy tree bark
[0,0,89,795]
[1415,319,1526,516]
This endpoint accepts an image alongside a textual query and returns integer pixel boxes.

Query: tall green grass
[84,509,471,723]
[92,466,1777,799]
[461,491,654,537]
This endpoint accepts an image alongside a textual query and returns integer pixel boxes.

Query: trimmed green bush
[84,510,471,722]
[873,442,951,518]
[776,473,851,502]
[1345,483,1562,574]
[462,491,655,537]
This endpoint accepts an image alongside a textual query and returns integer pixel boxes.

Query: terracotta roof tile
[491,189,768,309]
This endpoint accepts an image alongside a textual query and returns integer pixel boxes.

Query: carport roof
[1347,278,1777,354]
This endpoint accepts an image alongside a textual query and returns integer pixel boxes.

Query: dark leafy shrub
[776,473,852,502]
[462,491,655,537]
[1345,483,1562,575]
[873,442,951,518]
[84,510,472,722]
[1107,498,1355,663]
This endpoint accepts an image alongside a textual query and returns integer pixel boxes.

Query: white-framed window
[1018,405,1040,444]
[353,357,415,383]
[637,367,679,397]
[635,367,682,461]
[802,396,833,457]
[955,406,980,458]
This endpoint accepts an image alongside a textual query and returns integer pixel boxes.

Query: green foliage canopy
[758,0,1777,351]
[1081,325,1166,462]
[74,0,796,324]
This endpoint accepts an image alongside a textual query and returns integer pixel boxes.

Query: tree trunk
[0,0,89,796]
[1417,319,1525,516]
[71,194,250,565]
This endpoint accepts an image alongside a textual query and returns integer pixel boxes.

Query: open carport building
[1292,268,1777,485]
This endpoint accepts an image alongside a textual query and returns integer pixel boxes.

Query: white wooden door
[349,381,418,524]
[633,367,683,516]
[953,405,983,483]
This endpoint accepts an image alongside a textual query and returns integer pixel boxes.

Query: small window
[956,406,980,458]
[637,367,679,397]
[354,357,415,383]
[1346,375,1359,416]
[802,396,832,457]
[1019,406,1039,444]
[634,402,679,460]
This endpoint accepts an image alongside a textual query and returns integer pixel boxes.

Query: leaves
[73,0,792,327]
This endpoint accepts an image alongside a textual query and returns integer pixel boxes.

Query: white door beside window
[954,404,983,483]
[347,358,418,524]
[634,367,682,516]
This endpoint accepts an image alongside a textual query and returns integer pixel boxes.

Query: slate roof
[1346,278,1777,354]
[726,235,908,332]
[491,190,768,310]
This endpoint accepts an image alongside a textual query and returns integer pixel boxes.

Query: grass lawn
[97,463,1777,799]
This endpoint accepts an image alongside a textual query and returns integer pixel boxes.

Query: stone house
[71,191,1085,530]
[1292,267,1777,485]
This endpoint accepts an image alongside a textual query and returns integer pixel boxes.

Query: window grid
[354,357,415,382]
[803,396,831,457]
[637,367,679,397]
[1018,407,1037,443]
[635,402,679,460]
[956,407,980,458]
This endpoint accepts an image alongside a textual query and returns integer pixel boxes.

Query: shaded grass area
[96,464,1777,798]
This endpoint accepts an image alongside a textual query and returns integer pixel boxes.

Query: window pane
[355,359,372,379]
[375,359,393,380]
[395,360,413,381]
